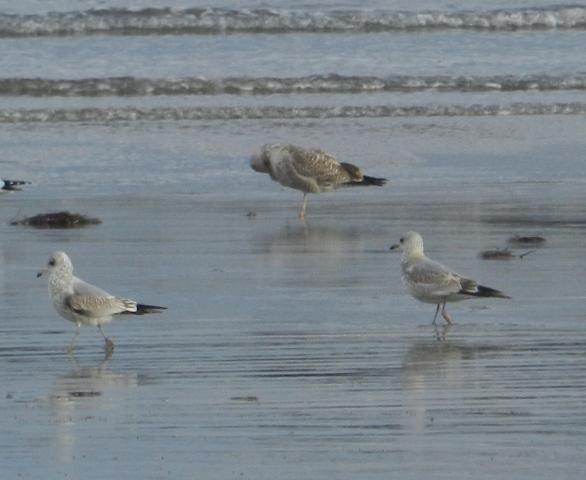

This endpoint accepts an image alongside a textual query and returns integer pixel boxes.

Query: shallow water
[2,0,586,474]
[1,113,586,478]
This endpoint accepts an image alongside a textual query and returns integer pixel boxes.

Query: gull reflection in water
[255,222,367,256]
[253,223,376,288]
[49,355,139,463]
[400,324,480,433]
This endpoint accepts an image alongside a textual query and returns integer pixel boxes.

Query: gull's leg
[433,322,441,340]
[432,304,441,325]
[441,323,452,339]
[67,324,81,354]
[434,323,452,342]
[440,302,453,325]
[299,193,308,220]
[67,351,81,370]
[98,353,113,369]
[98,325,114,355]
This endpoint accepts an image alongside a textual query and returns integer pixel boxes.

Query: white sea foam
[0,6,584,37]
[1,74,585,97]
[0,102,584,123]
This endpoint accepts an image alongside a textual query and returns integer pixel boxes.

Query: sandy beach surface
[0,114,585,478]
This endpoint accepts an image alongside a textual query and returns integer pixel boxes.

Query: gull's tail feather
[351,175,387,187]
[2,179,30,191]
[122,303,167,315]
[467,285,511,299]
[338,162,386,187]
[135,303,167,314]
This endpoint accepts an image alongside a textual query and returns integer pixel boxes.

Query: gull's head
[390,231,425,257]
[250,144,275,174]
[37,251,73,278]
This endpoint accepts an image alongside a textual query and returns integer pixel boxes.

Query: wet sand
[1,115,586,478]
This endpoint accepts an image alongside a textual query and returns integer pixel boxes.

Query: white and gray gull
[390,231,510,324]
[250,144,387,219]
[37,251,166,354]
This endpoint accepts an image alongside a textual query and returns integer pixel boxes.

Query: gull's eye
[48,259,56,266]
[400,238,404,243]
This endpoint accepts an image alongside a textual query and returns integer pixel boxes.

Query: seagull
[2,178,30,191]
[250,144,387,219]
[37,251,166,354]
[390,231,510,324]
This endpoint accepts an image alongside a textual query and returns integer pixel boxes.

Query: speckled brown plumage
[250,143,387,219]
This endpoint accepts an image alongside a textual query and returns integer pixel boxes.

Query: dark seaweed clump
[479,248,536,261]
[479,249,515,260]
[10,211,102,229]
[508,235,546,245]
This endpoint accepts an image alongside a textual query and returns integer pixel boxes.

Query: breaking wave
[0,5,585,37]
[1,103,584,123]
[2,74,586,96]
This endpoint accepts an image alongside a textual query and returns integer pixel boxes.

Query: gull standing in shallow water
[250,144,387,220]
[390,231,510,324]
[38,251,166,354]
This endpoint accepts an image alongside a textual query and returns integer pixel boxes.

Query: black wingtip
[135,303,167,315]
[357,175,387,187]
[467,285,511,299]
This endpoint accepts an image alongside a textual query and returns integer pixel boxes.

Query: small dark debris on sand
[230,395,259,403]
[479,248,536,260]
[2,179,30,191]
[67,391,102,398]
[10,211,102,228]
[508,235,546,246]
[479,249,515,260]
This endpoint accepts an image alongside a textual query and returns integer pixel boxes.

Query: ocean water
[1,0,586,479]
